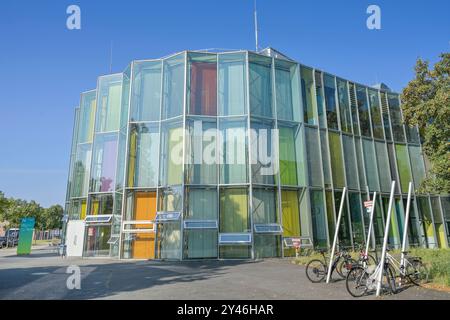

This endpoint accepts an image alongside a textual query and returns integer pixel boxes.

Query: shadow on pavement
[0,259,259,300]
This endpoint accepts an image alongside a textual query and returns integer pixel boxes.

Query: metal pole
[254,0,259,52]
[376,181,396,297]
[401,182,413,268]
[364,192,377,261]
[326,187,347,284]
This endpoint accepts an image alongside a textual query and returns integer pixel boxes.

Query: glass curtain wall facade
[64,49,449,260]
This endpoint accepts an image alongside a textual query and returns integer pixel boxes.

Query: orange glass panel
[132,192,156,259]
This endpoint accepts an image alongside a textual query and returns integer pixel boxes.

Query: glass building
[64,48,450,260]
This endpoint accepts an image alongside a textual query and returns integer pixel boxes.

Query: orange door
[132,192,156,259]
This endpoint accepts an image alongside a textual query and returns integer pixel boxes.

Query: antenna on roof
[109,40,113,73]
[254,0,259,52]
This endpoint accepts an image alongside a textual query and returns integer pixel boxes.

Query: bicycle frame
[385,252,415,278]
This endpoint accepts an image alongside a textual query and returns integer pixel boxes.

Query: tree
[4,199,45,229]
[0,191,10,221]
[401,53,450,194]
[42,205,64,229]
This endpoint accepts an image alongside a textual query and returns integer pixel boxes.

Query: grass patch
[33,239,53,245]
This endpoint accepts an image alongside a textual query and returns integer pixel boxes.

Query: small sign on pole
[364,201,373,208]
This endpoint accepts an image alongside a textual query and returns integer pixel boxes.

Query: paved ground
[0,245,449,300]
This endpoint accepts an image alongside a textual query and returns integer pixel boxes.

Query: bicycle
[305,248,357,283]
[354,243,378,267]
[346,258,396,297]
[385,249,429,286]
[345,248,428,297]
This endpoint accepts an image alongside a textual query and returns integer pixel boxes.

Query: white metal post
[364,192,377,261]
[326,187,347,284]
[376,181,396,297]
[401,182,413,268]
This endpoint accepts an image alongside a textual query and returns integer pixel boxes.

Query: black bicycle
[305,249,357,283]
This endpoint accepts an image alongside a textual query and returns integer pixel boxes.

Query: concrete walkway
[0,245,448,300]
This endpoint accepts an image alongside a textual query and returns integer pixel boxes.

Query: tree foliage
[0,191,63,230]
[401,53,450,194]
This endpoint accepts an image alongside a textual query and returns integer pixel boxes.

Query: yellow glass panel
[80,200,87,220]
[281,190,300,237]
[127,130,137,187]
[220,189,249,233]
[436,224,448,248]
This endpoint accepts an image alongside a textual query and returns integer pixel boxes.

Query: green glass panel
[368,89,383,139]
[218,53,247,116]
[186,188,218,220]
[349,193,365,245]
[375,141,391,192]
[334,191,352,248]
[254,235,281,258]
[185,120,217,185]
[219,246,251,259]
[78,91,97,143]
[305,127,322,187]
[356,85,371,137]
[381,197,400,248]
[159,122,183,186]
[301,66,317,125]
[279,126,299,185]
[325,191,335,242]
[249,54,273,118]
[185,229,218,259]
[252,188,278,224]
[324,74,338,130]
[395,144,412,193]
[417,197,437,248]
[310,190,328,248]
[128,123,159,188]
[71,143,92,198]
[162,53,185,119]
[158,186,183,212]
[355,138,366,189]
[328,132,345,188]
[251,120,276,185]
[157,222,181,259]
[388,94,405,142]
[320,131,332,188]
[90,133,118,193]
[362,138,379,191]
[408,145,426,190]
[337,78,352,133]
[276,60,300,122]
[131,60,162,121]
[96,74,123,133]
[220,119,248,184]
[342,135,358,190]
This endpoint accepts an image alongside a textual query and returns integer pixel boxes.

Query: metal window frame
[219,233,252,245]
[183,220,218,229]
[254,223,283,234]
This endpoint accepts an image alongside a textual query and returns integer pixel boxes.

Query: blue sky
[0,0,448,207]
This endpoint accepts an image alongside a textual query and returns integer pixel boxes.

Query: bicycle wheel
[366,254,378,266]
[337,258,357,278]
[346,266,369,297]
[306,259,327,283]
[383,265,397,294]
[407,260,429,286]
